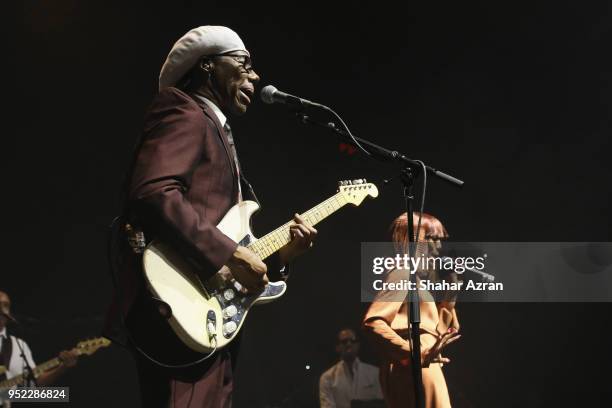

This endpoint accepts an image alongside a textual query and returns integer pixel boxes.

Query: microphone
[260,85,323,109]
[440,256,495,283]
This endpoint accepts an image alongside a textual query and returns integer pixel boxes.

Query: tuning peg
[352,179,363,185]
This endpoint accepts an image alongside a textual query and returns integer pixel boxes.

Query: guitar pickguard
[204,233,286,339]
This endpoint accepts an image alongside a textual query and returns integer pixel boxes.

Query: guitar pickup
[206,310,217,339]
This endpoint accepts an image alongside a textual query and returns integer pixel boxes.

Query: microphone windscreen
[260,85,278,104]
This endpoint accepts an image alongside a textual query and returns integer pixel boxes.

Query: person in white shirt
[0,291,78,392]
[319,328,384,408]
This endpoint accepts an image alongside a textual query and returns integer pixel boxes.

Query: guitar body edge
[142,200,287,355]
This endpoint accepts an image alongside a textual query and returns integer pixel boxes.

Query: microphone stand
[401,166,424,408]
[295,112,463,408]
[296,114,464,187]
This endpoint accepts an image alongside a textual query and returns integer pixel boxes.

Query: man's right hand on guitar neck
[226,246,268,292]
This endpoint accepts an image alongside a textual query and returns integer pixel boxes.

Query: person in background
[0,290,78,408]
[362,212,460,408]
[319,328,384,408]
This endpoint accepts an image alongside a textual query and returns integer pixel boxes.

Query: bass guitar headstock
[75,337,112,356]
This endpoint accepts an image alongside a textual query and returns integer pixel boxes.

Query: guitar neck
[0,337,109,392]
[0,357,61,390]
[248,192,348,260]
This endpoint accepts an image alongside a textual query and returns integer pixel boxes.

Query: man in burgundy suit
[109,26,317,407]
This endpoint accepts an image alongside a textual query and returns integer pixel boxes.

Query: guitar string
[250,193,349,259]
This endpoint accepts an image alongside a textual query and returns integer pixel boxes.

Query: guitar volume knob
[223,305,238,319]
[223,321,238,336]
[223,289,235,301]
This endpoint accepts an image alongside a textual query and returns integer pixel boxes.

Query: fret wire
[254,242,265,258]
[248,242,261,257]
[333,195,345,208]
[252,245,263,259]
[322,204,329,214]
[275,229,288,247]
[305,195,334,221]
[319,199,335,218]
[256,242,265,257]
[251,193,348,261]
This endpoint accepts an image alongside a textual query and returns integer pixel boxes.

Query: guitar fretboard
[0,337,108,392]
[0,358,61,390]
[248,192,348,260]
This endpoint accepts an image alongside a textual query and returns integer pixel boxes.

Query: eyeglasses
[338,338,358,345]
[208,53,254,73]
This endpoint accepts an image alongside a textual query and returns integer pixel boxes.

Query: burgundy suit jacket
[128,87,240,270]
[106,87,245,337]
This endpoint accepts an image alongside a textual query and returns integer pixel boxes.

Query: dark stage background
[6,1,612,407]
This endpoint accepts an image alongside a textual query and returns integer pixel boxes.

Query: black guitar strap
[240,174,261,207]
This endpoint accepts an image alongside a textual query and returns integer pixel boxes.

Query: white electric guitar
[142,179,378,354]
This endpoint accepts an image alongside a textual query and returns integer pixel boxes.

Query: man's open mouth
[239,87,254,104]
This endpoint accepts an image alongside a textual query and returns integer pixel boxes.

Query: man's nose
[248,69,260,84]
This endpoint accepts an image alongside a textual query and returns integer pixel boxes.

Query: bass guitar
[0,337,110,394]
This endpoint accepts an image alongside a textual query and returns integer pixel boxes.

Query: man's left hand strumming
[279,213,318,265]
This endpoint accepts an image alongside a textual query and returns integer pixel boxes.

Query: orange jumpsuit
[363,268,454,408]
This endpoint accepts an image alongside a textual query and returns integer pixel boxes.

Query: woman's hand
[421,328,461,367]
[399,328,461,368]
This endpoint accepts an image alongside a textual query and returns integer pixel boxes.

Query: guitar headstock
[338,179,379,206]
[75,337,111,356]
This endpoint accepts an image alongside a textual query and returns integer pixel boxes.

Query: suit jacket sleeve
[129,89,238,274]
